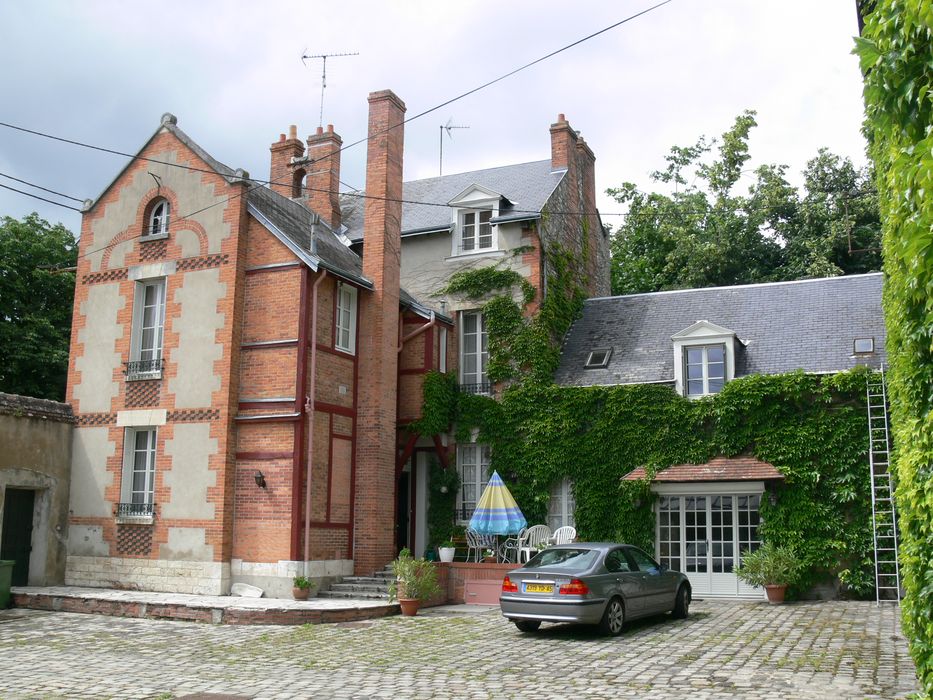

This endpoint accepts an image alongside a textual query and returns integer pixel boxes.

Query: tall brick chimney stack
[306,124,343,229]
[269,125,305,199]
[550,113,579,172]
[354,89,406,575]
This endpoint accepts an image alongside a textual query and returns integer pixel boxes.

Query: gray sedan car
[499,542,691,635]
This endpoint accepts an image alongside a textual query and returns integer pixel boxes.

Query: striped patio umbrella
[469,471,527,535]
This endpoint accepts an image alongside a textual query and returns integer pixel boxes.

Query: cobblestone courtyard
[0,600,918,699]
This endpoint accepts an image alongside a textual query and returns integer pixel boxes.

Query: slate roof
[623,456,784,482]
[247,185,368,287]
[555,273,885,387]
[341,160,566,242]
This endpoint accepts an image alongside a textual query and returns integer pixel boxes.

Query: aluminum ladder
[866,367,901,603]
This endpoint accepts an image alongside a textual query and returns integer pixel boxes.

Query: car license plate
[523,582,553,594]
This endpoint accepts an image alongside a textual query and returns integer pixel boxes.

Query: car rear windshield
[524,548,599,570]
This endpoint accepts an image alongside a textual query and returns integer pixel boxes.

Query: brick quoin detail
[354,90,406,575]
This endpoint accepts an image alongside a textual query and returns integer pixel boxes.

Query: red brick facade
[64,99,604,596]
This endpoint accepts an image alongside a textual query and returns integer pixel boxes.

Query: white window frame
[439,326,448,373]
[456,443,491,524]
[458,208,495,254]
[671,320,736,398]
[119,427,157,521]
[548,478,576,531]
[459,310,489,394]
[128,278,166,380]
[683,344,726,397]
[145,199,170,239]
[335,282,358,355]
[447,186,501,257]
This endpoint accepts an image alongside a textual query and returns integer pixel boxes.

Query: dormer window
[448,184,505,257]
[585,348,612,369]
[460,209,493,253]
[685,345,725,397]
[672,320,737,398]
[146,199,170,238]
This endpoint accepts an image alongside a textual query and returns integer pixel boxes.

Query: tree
[0,213,77,400]
[607,111,881,295]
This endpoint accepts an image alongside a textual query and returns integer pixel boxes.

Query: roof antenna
[301,50,359,128]
[439,118,470,177]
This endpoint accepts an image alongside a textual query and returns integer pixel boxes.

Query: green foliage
[856,2,933,693]
[606,112,881,295]
[409,372,458,436]
[426,455,459,550]
[733,543,804,587]
[0,213,78,400]
[292,575,315,590]
[439,265,532,302]
[423,369,875,597]
[389,549,442,602]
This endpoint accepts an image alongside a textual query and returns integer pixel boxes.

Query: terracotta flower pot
[398,597,420,616]
[293,586,310,600]
[764,584,787,604]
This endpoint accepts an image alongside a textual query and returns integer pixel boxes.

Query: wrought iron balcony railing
[459,381,491,396]
[123,358,164,380]
[116,502,155,518]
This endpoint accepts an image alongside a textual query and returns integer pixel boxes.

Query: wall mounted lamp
[254,471,267,489]
[768,490,777,507]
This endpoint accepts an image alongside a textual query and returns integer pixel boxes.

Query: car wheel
[672,584,690,619]
[599,597,625,636]
[514,620,541,633]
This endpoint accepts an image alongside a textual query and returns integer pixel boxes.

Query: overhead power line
[0,3,674,221]
[0,182,82,212]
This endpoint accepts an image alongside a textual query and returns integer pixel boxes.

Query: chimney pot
[557,113,566,122]
[279,134,286,142]
[327,124,334,133]
[316,126,324,135]
[288,125,298,140]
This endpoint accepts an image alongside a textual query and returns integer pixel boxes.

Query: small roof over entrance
[623,456,784,482]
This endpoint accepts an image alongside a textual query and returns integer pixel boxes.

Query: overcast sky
[0,1,867,236]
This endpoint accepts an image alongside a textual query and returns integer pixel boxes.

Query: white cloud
[0,0,868,231]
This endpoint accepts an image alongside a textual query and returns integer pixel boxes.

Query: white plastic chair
[466,528,498,563]
[552,525,577,545]
[519,524,553,563]
[499,528,526,563]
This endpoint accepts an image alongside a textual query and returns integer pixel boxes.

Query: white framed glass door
[656,489,763,598]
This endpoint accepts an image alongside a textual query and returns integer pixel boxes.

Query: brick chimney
[550,113,579,172]
[269,125,305,199]
[305,124,343,229]
[354,89,405,575]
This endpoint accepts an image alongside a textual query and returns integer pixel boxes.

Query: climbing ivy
[420,367,878,599]
[856,2,933,692]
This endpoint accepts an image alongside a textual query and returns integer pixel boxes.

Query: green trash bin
[0,560,14,609]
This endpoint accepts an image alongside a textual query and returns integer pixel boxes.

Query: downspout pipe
[304,269,327,574]
[398,310,436,352]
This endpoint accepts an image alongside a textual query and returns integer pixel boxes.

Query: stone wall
[0,393,73,585]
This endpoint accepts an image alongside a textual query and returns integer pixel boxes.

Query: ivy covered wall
[856,2,933,693]
[421,366,877,598]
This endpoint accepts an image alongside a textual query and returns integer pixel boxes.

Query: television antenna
[301,50,359,128]
[439,118,470,177]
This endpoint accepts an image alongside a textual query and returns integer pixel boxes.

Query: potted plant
[734,542,803,604]
[292,575,315,601]
[437,538,456,563]
[389,548,442,616]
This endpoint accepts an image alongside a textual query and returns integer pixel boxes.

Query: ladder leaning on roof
[866,366,901,604]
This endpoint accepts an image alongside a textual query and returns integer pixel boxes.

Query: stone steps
[317,566,394,601]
